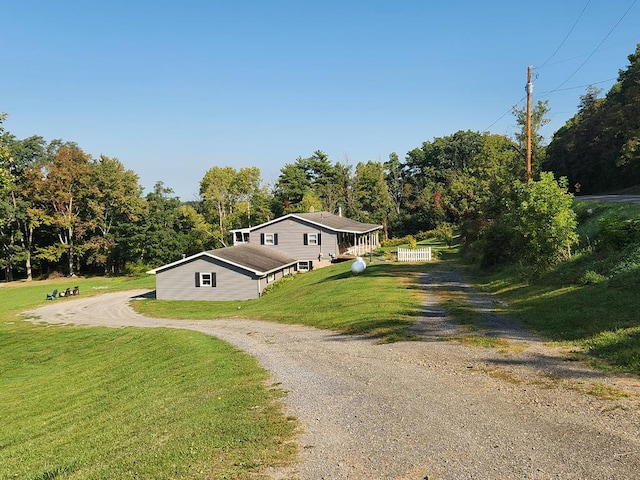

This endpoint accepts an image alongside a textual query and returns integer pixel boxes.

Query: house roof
[147,243,298,276]
[293,212,382,233]
[231,211,382,234]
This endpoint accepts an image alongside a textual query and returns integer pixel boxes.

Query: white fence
[397,247,432,262]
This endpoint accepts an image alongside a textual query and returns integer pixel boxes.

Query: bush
[122,261,152,276]
[478,173,578,272]
[432,223,455,246]
[381,235,417,248]
[579,270,607,285]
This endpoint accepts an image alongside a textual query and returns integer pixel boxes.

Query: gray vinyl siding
[156,257,261,301]
[251,217,339,261]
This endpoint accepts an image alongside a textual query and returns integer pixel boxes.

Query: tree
[138,182,192,267]
[0,114,14,279]
[383,152,405,216]
[199,166,264,246]
[36,144,94,276]
[0,131,50,281]
[512,99,551,180]
[353,161,394,238]
[85,155,146,273]
[400,130,508,233]
[273,151,340,214]
[545,44,640,193]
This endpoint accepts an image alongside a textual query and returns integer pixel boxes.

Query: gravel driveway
[24,266,640,480]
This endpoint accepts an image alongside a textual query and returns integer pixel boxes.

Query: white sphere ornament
[351,256,366,274]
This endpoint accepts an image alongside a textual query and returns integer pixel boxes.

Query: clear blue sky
[3,1,639,200]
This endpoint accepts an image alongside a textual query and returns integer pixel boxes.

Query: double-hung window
[195,272,217,287]
[260,233,278,245]
[303,233,321,246]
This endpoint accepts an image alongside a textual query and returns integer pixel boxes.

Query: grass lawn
[0,276,298,480]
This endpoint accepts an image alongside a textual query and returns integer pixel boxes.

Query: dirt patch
[23,268,640,480]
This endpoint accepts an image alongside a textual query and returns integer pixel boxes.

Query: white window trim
[267,273,276,283]
[200,272,213,286]
[307,233,318,246]
[264,233,275,245]
[298,261,310,271]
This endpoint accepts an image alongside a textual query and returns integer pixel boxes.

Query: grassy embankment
[453,200,640,374]
[0,276,297,480]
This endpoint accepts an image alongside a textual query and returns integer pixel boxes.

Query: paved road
[24,269,640,480]
[576,194,640,203]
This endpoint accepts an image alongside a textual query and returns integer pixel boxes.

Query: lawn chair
[72,286,79,296]
[46,289,58,300]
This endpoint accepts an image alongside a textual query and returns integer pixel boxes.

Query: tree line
[544,44,640,193]
[3,43,636,281]
[0,113,572,282]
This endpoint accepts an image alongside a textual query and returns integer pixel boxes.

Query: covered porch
[337,230,381,257]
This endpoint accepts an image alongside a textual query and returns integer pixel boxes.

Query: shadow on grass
[317,262,429,283]
[499,277,640,374]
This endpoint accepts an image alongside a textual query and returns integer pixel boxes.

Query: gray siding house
[231,211,382,269]
[147,243,298,301]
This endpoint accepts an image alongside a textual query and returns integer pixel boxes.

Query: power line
[482,96,525,132]
[482,1,636,134]
[537,0,591,69]
[540,35,640,68]
[546,0,637,93]
[538,77,617,96]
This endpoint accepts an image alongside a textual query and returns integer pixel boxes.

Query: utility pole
[525,65,533,184]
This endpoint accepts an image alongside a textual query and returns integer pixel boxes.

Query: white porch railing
[397,247,432,262]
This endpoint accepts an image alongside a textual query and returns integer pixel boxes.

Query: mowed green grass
[458,259,640,374]
[0,277,297,479]
[135,260,428,342]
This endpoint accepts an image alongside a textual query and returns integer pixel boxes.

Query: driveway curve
[24,268,640,480]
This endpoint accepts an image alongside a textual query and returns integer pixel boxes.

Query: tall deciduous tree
[37,144,94,276]
[0,131,50,281]
[86,155,147,273]
[383,152,405,216]
[199,166,263,246]
[353,161,393,238]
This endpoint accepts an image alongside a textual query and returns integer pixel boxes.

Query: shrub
[381,235,417,248]
[478,173,578,272]
[579,270,607,285]
[432,223,455,247]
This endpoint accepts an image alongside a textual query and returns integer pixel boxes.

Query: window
[264,233,275,245]
[303,233,321,246]
[195,272,216,287]
[267,273,275,283]
[260,233,278,245]
[298,261,314,272]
